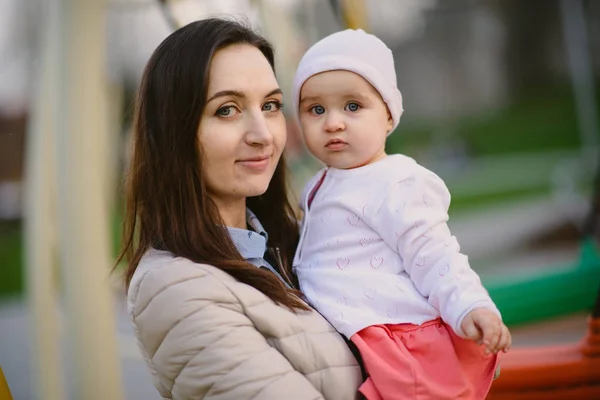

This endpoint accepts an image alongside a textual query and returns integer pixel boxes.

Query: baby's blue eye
[345,102,360,112]
[312,105,325,115]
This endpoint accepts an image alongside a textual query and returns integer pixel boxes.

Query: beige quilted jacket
[127,249,363,400]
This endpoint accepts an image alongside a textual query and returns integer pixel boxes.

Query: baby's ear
[386,111,393,132]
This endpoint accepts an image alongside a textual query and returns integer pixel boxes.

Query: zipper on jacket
[262,247,289,288]
[271,247,296,290]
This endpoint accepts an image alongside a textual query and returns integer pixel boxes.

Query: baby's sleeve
[373,166,501,337]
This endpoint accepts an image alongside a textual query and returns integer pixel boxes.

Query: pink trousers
[350,319,500,400]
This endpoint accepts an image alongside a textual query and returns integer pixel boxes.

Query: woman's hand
[461,308,511,355]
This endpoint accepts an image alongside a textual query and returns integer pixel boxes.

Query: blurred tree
[497,0,560,92]
[489,0,599,94]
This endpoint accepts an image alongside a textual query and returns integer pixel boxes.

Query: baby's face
[298,70,393,169]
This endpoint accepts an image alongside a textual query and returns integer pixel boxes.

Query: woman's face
[198,44,286,208]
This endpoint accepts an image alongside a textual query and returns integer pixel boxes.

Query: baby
[291,29,511,400]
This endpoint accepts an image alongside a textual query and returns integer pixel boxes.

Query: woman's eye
[345,102,360,112]
[263,101,284,112]
[216,106,241,118]
[311,105,325,115]
[216,106,236,117]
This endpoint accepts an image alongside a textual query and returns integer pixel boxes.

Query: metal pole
[56,0,123,398]
[23,0,65,397]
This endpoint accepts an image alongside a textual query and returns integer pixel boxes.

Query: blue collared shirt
[226,209,291,288]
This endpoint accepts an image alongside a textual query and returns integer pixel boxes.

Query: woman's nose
[245,112,274,146]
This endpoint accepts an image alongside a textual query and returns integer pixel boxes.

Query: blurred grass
[0,214,123,300]
[387,86,584,156]
[449,186,550,214]
[0,221,23,298]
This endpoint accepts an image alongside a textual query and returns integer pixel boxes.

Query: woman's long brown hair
[116,18,308,311]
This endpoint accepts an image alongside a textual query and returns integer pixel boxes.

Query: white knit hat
[292,29,403,134]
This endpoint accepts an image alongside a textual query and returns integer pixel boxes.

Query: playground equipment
[25,0,123,399]
[484,1,600,395]
[0,366,14,400]
[488,300,600,399]
[482,0,600,327]
[485,236,600,326]
[488,156,600,399]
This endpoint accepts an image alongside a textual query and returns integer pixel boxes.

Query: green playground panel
[484,238,600,326]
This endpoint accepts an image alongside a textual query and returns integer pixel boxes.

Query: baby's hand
[461,308,511,355]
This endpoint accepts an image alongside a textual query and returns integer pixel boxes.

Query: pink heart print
[395,201,407,213]
[336,257,350,270]
[359,237,375,247]
[437,264,450,276]
[332,310,344,322]
[361,204,373,217]
[455,266,464,280]
[386,304,400,318]
[413,219,427,229]
[370,256,384,269]
[398,176,416,187]
[327,238,339,248]
[364,286,377,300]
[347,213,361,226]
[320,212,332,224]
[422,194,433,207]
[415,255,427,268]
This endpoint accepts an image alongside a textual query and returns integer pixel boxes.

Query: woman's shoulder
[125,251,361,400]
[127,249,239,315]
[133,248,234,281]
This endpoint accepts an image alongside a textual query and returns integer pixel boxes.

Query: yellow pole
[55,0,123,398]
[105,82,124,219]
[341,0,368,30]
[0,366,14,400]
[23,0,65,398]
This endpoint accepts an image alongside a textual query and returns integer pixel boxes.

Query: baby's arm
[373,166,508,350]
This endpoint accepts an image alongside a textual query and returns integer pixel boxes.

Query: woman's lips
[236,156,270,171]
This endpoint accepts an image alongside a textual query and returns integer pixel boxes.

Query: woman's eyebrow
[265,88,283,98]
[207,88,282,104]
[207,90,244,103]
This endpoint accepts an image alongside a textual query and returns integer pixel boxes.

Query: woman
[118,18,362,399]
